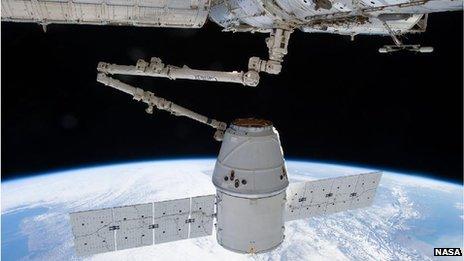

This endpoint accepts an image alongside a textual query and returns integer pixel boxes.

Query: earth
[2,159,463,260]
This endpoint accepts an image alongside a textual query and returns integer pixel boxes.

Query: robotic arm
[97,73,227,141]
[97,28,293,87]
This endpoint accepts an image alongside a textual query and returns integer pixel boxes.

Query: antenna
[96,73,227,141]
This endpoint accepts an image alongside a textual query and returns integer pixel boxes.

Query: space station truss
[1,0,210,28]
[285,172,382,221]
[69,195,215,256]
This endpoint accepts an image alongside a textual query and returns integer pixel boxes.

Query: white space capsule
[69,78,383,256]
[212,118,289,253]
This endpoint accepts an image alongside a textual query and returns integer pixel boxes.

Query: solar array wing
[189,195,216,238]
[113,203,154,250]
[69,208,115,256]
[285,172,382,221]
[69,195,216,256]
[153,198,190,244]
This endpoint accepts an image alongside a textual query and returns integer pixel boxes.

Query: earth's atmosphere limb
[2,160,463,260]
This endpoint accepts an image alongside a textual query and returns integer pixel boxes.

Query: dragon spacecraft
[1,0,463,86]
[1,0,458,255]
[67,74,382,256]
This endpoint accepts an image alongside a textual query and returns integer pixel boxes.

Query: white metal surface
[212,120,289,253]
[216,190,286,253]
[285,172,382,221]
[210,0,462,34]
[301,14,426,35]
[70,195,216,256]
[1,0,210,28]
[212,119,288,197]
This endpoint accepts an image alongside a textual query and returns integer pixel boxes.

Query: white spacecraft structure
[1,0,462,86]
[68,74,382,256]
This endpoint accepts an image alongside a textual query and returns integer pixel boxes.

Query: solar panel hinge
[149,224,159,229]
[109,225,120,231]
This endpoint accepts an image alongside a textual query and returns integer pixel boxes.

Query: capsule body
[212,119,289,253]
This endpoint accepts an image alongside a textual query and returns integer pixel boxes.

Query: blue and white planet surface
[2,159,463,260]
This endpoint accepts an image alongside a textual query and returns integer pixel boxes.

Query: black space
[2,12,463,183]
